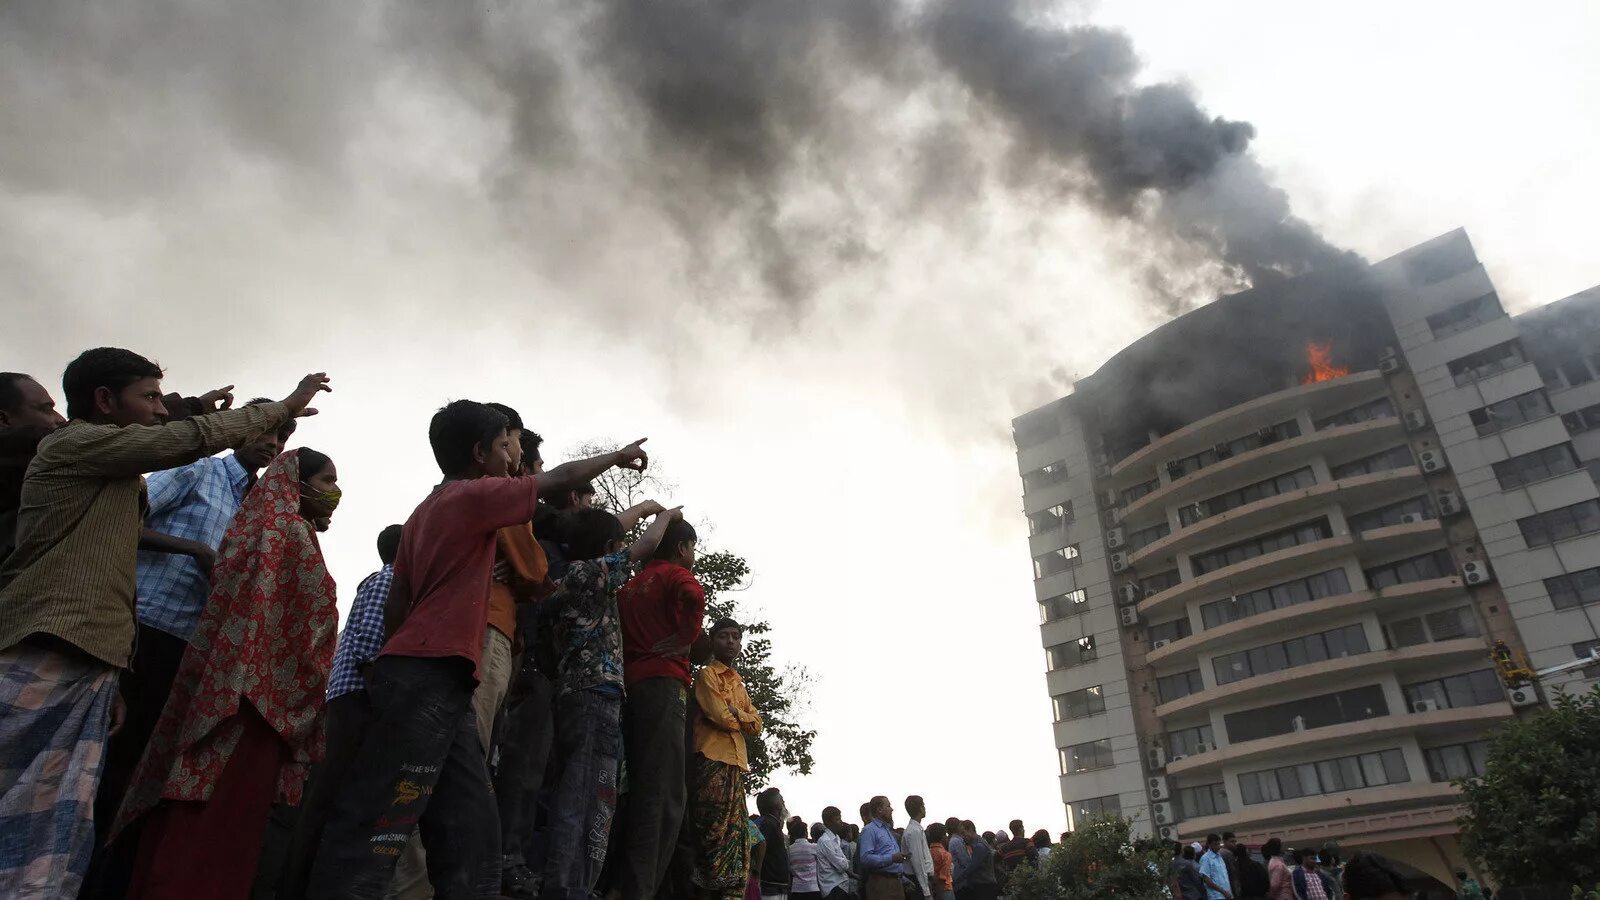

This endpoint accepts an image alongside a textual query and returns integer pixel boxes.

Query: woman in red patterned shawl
[113,448,342,899]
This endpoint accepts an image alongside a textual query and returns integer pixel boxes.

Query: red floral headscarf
[114,449,338,834]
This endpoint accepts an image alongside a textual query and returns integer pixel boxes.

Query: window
[1167,724,1215,757]
[1039,589,1089,623]
[1148,617,1193,646]
[1181,466,1317,526]
[1518,500,1600,548]
[1424,606,1480,641]
[1239,748,1409,806]
[1331,445,1415,480]
[1316,396,1397,431]
[1364,549,1455,589]
[1156,669,1205,704]
[1128,521,1172,552]
[1561,402,1600,435]
[1015,415,1061,449]
[1046,635,1098,670]
[1140,569,1182,596]
[1546,567,1600,610]
[1033,544,1082,579]
[1470,390,1553,437]
[1424,741,1491,782]
[1213,624,1370,685]
[1224,685,1389,744]
[1066,795,1121,831]
[1448,340,1527,387]
[1191,519,1333,575]
[1403,669,1504,710]
[1053,686,1106,721]
[1348,496,1433,532]
[1537,348,1597,391]
[1122,478,1160,506]
[1589,459,1600,491]
[1493,444,1580,489]
[1426,293,1503,340]
[1028,502,1074,535]
[1062,739,1115,773]
[1386,617,1428,648]
[1572,639,1600,661]
[1167,420,1302,480]
[1177,783,1230,819]
[1198,568,1351,629]
[1024,459,1070,492]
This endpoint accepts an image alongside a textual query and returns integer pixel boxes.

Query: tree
[567,439,817,787]
[1457,685,1600,889]
[1006,817,1169,900]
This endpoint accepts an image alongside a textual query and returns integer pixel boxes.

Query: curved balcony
[1180,782,1462,838]
[1166,701,1513,778]
[1116,417,1405,532]
[1154,638,1487,719]
[1137,519,1445,619]
[1146,577,1464,667]
[1128,468,1426,569]
[1107,371,1386,487]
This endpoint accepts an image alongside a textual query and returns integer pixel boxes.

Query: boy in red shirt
[308,400,647,900]
[614,517,705,900]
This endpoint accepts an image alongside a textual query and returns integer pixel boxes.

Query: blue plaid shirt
[327,565,393,701]
[135,454,251,640]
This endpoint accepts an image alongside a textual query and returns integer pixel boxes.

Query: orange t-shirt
[487,522,547,643]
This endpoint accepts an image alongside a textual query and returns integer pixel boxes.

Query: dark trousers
[306,656,499,900]
[496,662,556,869]
[618,677,688,900]
[81,623,189,900]
[278,689,373,900]
[539,688,622,900]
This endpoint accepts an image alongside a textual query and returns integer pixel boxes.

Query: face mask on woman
[300,484,341,520]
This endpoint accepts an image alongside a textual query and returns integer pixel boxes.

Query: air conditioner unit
[1170,752,1190,763]
[1158,825,1178,842]
[1378,355,1404,376]
[1110,551,1130,574]
[1463,560,1494,586]
[1152,802,1174,825]
[1508,685,1540,708]
[1419,448,1450,473]
[1257,426,1278,444]
[1149,776,1170,802]
[1100,489,1120,509]
[1404,409,1430,431]
[1103,508,1123,528]
[1436,491,1463,517]
[1213,442,1233,459]
[1148,747,1167,771]
[1193,741,1213,754]
[1290,715,1308,733]
[1106,527,1126,550]
[1119,606,1140,627]
[1152,638,1171,650]
[1412,698,1440,713]
[1400,512,1428,525]
[1117,583,1142,606]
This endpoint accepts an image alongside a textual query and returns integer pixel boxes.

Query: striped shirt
[0,403,289,667]
[326,565,393,701]
[135,453,251,640]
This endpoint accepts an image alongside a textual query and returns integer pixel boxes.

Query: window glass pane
[1381,749,1410,783]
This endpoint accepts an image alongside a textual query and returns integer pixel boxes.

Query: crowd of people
[1166,832,1484,900]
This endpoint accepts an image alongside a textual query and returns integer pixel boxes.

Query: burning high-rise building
[1013,229,1600,889]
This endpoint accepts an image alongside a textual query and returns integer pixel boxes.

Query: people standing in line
[815,807,853,900]
[540,505,681,900]
[1290,852,1334,900]
[686,617,763,900]
[112,447,342,899]
[0,351,325,898]
[901,796,934,900]
[1219,832,1242,899]
[857,797,908,900]
[1030,831,1053,867]
[787,819,820,900]
[1261,840,1294,900]
[1233,839,1269,900]
[306,401,648,900]
[756,788,792,900]
[951,822,995,900]
[1199,835,1235,900]
[925,824,955,900]
[944,818,968,885]
[1172,845,1207,900]
[0,372,66,560]
[615,514,706,900]
[995,820,1036,893]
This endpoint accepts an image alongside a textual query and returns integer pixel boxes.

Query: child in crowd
[927,823,955,900]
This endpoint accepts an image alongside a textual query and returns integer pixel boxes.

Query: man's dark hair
[1222,831,1236,842]
[822,806,841,823]
[1032,829,1052,847]
[377,524,403,565]
[906,795,924,817]
[62,348,163,420]
[961,820,975,835]
[485,402,523,432]
[1342,852,1408,900]
[859,802,872,821]
[756,788,783,817]
[1183,845,1197,861]
[1206,833,1222,846]
[811,821,825,841]
[520,430,543,466]
[1261,838,1283,860]
[0,373,31,413]
[927,823,947,845]
[550,480,596,510]
[1010,819,1024,837]
[787,819,808,842]
[247,396,297,440]
[566,508,624,561]
[652,517,697,560]
[710,617,742,637]
[297,447,333,481]
[428,400,508,477]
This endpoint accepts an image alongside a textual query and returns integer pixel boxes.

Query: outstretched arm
[627,506,682,563]
[538,438,648,498]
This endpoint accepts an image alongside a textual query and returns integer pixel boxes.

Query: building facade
[1013,229,1600,885]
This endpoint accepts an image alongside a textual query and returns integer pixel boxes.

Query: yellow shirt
[693,659,762,770]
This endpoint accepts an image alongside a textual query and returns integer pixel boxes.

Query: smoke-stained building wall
[1014,228,1600,888]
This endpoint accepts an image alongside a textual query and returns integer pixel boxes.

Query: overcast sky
[3,0,1596,834]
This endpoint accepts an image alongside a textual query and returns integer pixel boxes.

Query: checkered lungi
[0,642,118,899]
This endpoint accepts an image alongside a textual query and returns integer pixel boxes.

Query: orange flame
[1301,340,1349,384]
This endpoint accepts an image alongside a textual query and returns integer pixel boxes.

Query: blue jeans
[539,688,622,900]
